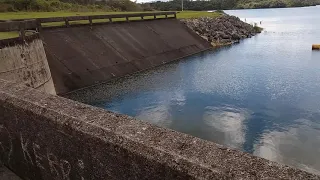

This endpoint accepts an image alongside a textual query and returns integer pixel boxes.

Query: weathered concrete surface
[0,35,56,94]
[42,19,212,94]
[0,79,319,180]
[0,163,21,180]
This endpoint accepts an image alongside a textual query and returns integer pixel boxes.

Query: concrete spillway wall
[42,19,211,94]
[0,34,56,95]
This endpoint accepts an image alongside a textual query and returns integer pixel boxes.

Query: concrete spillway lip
[40,17,176,30]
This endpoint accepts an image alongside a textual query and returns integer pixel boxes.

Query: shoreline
[181,14,262,48]
[233,4,319,10]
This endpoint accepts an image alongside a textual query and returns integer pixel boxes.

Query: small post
[174,12,177,18]
[36,19,42,32]
[109,18,112,22]
[126,16,129,22]
[141,16,144,20]
[154,14,157,19]
[88,16,93,26]
[64,18,69,27]
[165,14,168,18]
[19,22,25,40]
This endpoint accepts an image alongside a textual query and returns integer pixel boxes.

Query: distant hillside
[142,0,320,11]
[0,0,319,12]
[237,0,320,9]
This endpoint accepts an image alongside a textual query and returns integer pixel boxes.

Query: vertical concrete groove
[145,24,172,49]
[46,51,74,73]
[94,28,130,62]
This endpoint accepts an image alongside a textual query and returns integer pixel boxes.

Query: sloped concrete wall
[0,35,56,95]
[42,19,212,94]
[0,79,318,180]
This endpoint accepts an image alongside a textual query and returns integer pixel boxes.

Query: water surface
[67,6,320,174]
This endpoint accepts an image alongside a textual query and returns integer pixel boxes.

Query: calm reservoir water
[67,6,320,174]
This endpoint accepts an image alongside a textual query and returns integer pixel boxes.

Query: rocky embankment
[181,15,262,46]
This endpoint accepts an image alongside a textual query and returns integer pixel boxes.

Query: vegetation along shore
[145,0,320,11]
[1,0,319,13]
[0,0,263,44]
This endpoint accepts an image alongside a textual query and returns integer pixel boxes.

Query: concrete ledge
[0,12,177,32]
[0,79,319,179]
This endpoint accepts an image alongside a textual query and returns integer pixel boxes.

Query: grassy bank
[0,11,221,20]
[0,11,221,40]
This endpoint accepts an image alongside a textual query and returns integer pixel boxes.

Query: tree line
[0,0,142,12]
[143,0,320,11]
[1,0,319,12]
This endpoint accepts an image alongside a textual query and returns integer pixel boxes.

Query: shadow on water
[67,6,320,175]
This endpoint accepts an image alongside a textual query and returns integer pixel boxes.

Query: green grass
[177,11,221,19]
[0,11,221,20]
[0,31,18,39]
[0,11,221,40]
[0,11,139,20]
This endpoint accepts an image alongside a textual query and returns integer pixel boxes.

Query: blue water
[67,6,320,174]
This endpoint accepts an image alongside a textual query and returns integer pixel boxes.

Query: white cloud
[132,0,169,3]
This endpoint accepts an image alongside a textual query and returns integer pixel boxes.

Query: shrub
[30,0,52,11]
[253,25,263,33]
[0,3,16,12]
[216,10,225,14]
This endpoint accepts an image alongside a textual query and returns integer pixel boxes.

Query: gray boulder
[181,15,262,46]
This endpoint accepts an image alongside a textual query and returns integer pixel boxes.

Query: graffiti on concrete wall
[0,124,86,180]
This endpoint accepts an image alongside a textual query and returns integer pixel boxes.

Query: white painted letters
[32,143,45,170]
[47,151,60,177]
[0,128,87,179]
[60,160,71,180]
[20,134,34,165]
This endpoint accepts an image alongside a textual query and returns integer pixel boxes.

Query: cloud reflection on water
[203,106,251,149]
[254,119,320,174]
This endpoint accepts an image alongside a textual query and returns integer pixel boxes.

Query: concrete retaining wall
[0,35,56,95]
[42,19,211,94]
[0,79,319,180]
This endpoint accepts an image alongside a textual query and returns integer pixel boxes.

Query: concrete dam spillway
[42,18,211,94]
[0,12,320,179]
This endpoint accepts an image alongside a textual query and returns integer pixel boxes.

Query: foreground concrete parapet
[0,79,319,180]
